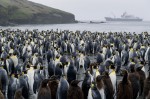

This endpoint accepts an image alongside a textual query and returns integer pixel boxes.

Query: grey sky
[29,0,150,21]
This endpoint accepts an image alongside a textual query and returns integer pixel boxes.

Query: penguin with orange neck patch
[109,64,116,97]
[88,75,106,99]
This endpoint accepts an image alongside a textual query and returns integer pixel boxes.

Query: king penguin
[88,75,106,99]
[57,76,69,99]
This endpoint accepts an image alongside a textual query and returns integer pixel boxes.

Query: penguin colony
[0,29,149,99]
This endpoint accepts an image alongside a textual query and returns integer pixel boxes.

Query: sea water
[1,21,150,33]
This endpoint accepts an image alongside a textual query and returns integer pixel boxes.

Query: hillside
[0,0,75,26]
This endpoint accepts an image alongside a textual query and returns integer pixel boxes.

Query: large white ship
[105,12,143,22]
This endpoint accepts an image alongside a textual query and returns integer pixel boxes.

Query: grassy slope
[0,0,75,25]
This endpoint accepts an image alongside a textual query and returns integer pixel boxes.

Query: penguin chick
[67,80,84,99]
[37,79,51,99]
[102,71,114,99]
[117,69,133,99]
[144,72,150,99]
[48,75,59,99]
[14,88,24,99]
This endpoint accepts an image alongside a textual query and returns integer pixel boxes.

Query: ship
[105,12,143,22]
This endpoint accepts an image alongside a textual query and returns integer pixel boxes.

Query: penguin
[144,71,150,99]
[6,55,15,74]
[96,52,104,65]
[84,55,91,70]
[19,69,30,99]
[57,76,69,99]
[14,88,24,99]
[67,61,77,84]
[8,73,20,99]
[48,75,59,99]
[0,63,8,98]
[109,64,117,96]
[10,52,19,71]
[144,45,150,70]
[117,69,133,99]
[147,91,150,99]
[82,70,92,99]
[76,63,85,88]
[121,48,129,66]
[55,63,63,78]
[32,53,39,66]
[128,64,140,99]
[0,79,4,99]
[37,79,51,99]
[27,64,37,96]
[88,75,106,99]
[90,63,100,82]
[33,66,45,94]
[102,71,114,99]
[136,65,146,96]
[67,80,84,99]
[112,51,121,73]
[48,59,55,77]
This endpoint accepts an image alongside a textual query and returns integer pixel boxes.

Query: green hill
[0,0,75,26]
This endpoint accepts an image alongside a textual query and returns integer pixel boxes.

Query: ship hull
[105,17,143,22]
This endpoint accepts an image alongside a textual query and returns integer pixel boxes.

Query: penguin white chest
[27,68,35,92]
[109,71,116,92]
[99,88,105,99]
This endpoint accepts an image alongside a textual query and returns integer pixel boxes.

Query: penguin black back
[102,71,114,99]
[67,80,84,99]
[0,80,4,99]
[82,71,91,99]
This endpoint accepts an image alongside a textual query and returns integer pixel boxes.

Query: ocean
[0,21,150,33]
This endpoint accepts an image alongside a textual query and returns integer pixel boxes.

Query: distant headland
[0,0,76,26]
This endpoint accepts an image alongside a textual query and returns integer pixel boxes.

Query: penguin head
[120,69,128,76]
[70,80,80,87]
[96,75,104,89]
[136,64,143,71]
[26,64,30,69]
[109,64,115,70]
[14,74,20,79]
[129,63,135,73]
[40,79,49,88]
[40,66,44,70]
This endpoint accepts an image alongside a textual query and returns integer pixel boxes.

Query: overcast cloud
[29,0,150,21]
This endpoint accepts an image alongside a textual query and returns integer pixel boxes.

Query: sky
[29,0,150,21]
